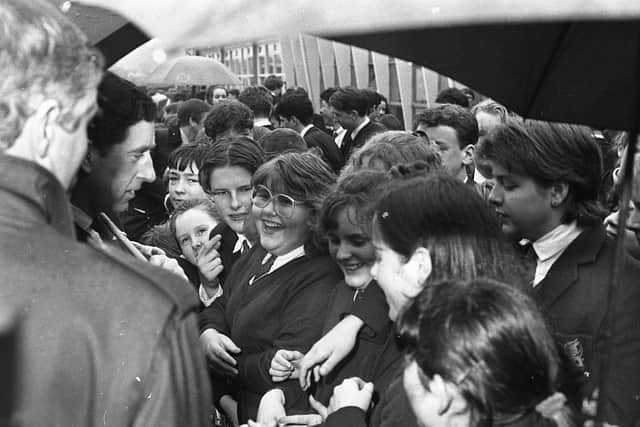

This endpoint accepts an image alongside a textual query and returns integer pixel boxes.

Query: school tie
[249,253,276,285]
[241,239,250,254]
[517,242,538,286]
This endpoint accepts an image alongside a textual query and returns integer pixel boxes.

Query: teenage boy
[475,120,640,426]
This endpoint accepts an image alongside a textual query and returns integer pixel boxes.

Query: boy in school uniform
[475,120,640,427]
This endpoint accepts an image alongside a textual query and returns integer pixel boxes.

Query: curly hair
[203,100,253,140]
[0,0,103,149]
[252,151,337,255]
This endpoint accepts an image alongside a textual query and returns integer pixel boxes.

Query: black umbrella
[328,19,640,424]
[46,0,148,67]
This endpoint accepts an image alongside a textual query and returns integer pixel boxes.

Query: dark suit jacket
[535,224,640,426]
[340,120,386,163]
[303,126,344,172]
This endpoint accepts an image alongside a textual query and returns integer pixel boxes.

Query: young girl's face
[175,207,219,265]
[327,206,376,290]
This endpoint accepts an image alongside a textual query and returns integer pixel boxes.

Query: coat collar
[535,224,606,308]
[0,154,75,237]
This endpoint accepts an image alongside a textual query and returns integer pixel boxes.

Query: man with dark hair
[259,128,308,158]
[275,91,343,172]
[319,87,339,134]
[476,120,640,426]
[263,74,284,102]
[72,71,158,244]
[0,1,211,425]
[203,100,254,141]
[329,87,386,162]
[238,86,274,141]
[177,98,211,144]
[414,104,481,187]
[435,87,470,108]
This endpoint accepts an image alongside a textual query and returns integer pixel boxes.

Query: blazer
[201,244,342,423]
[303,126,344,173]
[535,224,640,426]
[340,120,386,162]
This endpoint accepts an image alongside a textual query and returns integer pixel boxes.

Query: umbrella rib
[524,22,572,118]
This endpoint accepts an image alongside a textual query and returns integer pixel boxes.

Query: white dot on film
[61,1,72,13]
[152,49,167,64]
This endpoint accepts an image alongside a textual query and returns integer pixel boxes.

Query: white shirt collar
[254,117,272,128]
[179,127,190,144]
[530,221,583,286]
[266,245,305,274]
[532,221,582,262]
[300,124,314,137]
[232,233,252,254]
[350,116,370,140]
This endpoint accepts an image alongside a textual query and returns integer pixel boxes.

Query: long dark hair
[399,278,560,426]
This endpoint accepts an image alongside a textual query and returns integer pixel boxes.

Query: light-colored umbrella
[145,55,239,86]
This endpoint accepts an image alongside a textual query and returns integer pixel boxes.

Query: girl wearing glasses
[200,151,342,424]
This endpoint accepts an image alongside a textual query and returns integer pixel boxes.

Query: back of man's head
[88,72,156,156]
[274,92,314,125]
[259,128,308,158]
[263,75,284,92]
[238,86,273,119]
[203,100,254,140]
[415,104,479,148]
[329,87,369,117]
[0,0,103,152]
[435,87,470,108]
[177,99,211,127]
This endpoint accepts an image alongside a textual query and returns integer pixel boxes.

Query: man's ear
[430,374,466,417]
[550,182,570,208]
[461,144,475,166]
[81,141,96,173]
[37,99,64,160]
[406,246,432,295]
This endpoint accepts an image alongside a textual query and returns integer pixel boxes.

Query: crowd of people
[1,1,639,426]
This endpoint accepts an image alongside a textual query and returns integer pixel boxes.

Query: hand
[197,234,224,285]
[133,242,188,282]
[257,389,286,427]
[200,328,241,376]
[329,377,374,413]
[277,395,326,426]
[270,349,304,382]
[220,395,239,427]
[298,315,364,389]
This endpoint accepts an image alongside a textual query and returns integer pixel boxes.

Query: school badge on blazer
[563,338,585,370]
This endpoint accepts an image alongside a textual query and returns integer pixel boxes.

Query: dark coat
[535,224,640,426]
[200,244,341,423]
[0,155,212,426]
[340,120,386,162]
[303,126,344,173]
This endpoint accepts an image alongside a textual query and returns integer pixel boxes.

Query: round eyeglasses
[251,185,301,219]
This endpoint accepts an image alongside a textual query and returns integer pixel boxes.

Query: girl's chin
[344,274,373,290]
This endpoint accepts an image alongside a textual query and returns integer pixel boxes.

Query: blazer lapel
[535,225,606,308]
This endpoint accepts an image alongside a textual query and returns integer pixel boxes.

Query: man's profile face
[417,124,468,181]
[331,106,357,131]
[88,120,156,214]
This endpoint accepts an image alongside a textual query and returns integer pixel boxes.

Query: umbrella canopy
[46,0,147,67]
[145,55,240,86]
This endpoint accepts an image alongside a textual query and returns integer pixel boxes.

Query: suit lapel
[535,225,606,308]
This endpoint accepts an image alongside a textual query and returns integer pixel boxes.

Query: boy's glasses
[252,185,301,219]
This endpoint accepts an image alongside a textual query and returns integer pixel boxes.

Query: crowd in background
[1,1,639,427]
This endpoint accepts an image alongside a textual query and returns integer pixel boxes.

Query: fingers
[278,414,323,426]
[148,254,188,281]
[298,346,328,389]
[220,334,241,354]
[318,350,342,377]
[308,395,328,419]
